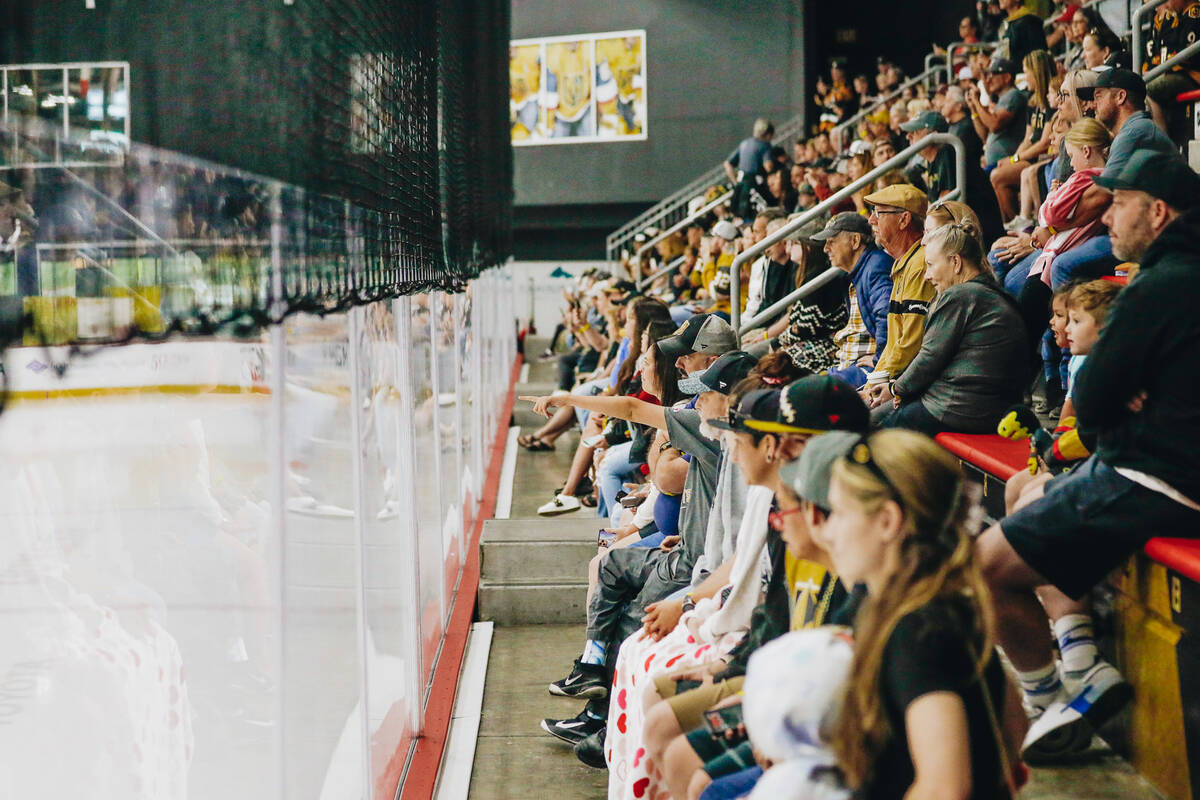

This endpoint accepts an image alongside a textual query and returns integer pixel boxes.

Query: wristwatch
[681,593,697,613]
[658,440,675,453]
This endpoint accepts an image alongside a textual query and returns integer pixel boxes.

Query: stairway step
[482,540,593,584]
[478,580,589,626]
[482,517,601,542]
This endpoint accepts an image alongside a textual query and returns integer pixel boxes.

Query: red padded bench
[935,433,1028,523]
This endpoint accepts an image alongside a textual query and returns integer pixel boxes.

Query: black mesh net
[0,0,511,348]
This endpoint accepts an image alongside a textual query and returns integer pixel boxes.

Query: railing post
[1133,0,1170,80]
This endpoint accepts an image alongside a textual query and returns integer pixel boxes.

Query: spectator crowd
[517,2,1200,798]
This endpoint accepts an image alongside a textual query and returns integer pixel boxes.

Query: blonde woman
[823,430,1027,800]
[990,50,1057,224]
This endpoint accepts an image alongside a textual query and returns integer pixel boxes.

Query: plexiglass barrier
[0,268,517,799]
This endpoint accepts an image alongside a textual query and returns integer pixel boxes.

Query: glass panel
[408,293,443,688]
[0,336,281,797]
[280,312,365,796]
[433,291,462,608]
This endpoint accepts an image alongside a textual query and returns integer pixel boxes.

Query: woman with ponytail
[823,430,1026,799]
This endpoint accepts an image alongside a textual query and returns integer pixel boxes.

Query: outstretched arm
[520,393,668,431]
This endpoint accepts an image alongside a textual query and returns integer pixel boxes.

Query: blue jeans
[629,531,666,548]
[596,441,638,520]
[698,767,763,800]
[1048,234,1117,288]
[989,246,1038,296]
[828,364,868,389]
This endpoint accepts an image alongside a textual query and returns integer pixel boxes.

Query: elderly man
[978,151,1200,764]
[966,57,1028,168]
[811,212,895,388]
[860,184,934,409]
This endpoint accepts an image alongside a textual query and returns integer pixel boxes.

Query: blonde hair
[924,221,986,268]
[1063,117,1112,154]
[927,201,983,243]
[1023,49,1055,109]
[831,430,994,789]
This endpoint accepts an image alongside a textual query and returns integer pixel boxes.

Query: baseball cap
[657,313,740,359]
[699,350,760,395]
[744,374,870,436]
[707,388,783,433]
[712,220,740,241]
[810,211,873,242]
[864,183,929,218]
[988,57,1017,75]
[779,430,860,510]
[1055,3,1079,23]
[899,110,949,133]
[956,65,975,81]
[849,139,872,156]
[1090,150,1200,212]
[1095,68,1147,104]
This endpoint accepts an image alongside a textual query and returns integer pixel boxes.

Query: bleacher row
[518,2,1200,799]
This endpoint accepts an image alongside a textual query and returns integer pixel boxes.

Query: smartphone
[597,529,618,548]
[620,493,644,508]
[582,433,604,447]
[703,706,744,739]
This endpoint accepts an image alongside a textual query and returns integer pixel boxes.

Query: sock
[1016,662,1063,712]
[581,639,607,666]
[1054,613,1100,680]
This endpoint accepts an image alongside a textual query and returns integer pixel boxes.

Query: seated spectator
[769,230,851,374]
[1015,118,1115,344]
[862,184,935,401]
[828,429,1026,800]
[900,110,954,199]
[766,167,798,213]
[977,151,1200,763]
[998,0,1048,64]
[966,58,1028,170]
[978,0,1007,42]
[941,85,1007,242]
[872,138,897,169]
[991,50,1056,226]
[1082,25,1128,70]
[1143,0,1200,131]
[872,222,1028,435]
[742,212,797,326]
[1096,70,1176,176]
[811,212,894,388]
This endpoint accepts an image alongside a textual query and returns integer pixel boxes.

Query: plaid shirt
[834,283,876,370]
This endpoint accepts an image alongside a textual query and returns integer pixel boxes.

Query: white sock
[1016,661,1063,713]
[581,639,606,666]
[1054,613,1100,680]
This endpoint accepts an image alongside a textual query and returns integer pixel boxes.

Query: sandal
[519,434,554,451]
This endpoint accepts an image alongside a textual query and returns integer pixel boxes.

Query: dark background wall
[512,0,965,260]
[512,0,808,259]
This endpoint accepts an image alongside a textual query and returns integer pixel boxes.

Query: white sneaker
[1004,214,1034,232]
[1021,660,1131,765]
[538,493,581,516]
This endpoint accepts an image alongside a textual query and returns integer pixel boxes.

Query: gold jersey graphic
[546,42,592,123]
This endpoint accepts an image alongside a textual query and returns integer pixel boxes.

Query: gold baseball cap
[864,184,929,219]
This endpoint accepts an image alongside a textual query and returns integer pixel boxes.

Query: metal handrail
[1133,0,1170,82]
[1143,38,1200,82]
[940,41,997,86]
[729,132,966,330]
[738,266,844,335]
[632,190,732,274]
[636,253,687,291]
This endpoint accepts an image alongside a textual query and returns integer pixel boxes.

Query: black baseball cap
[744,374,869,435]
[707,388,783,433]
[698,350,759,395]
[810,211,873,242]
[1090,149,1200,211]
[1095,68,1146,104]
[988,57,1017,75]
[658,313,740,359]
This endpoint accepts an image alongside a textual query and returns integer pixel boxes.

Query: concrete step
[479,517,597,625]
[480,517,598,584]
[477,580,590,626]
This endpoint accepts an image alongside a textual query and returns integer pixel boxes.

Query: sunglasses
[846,438,900,499]
[768,505,803,531]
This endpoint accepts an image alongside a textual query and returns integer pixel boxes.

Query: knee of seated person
[975,524,1015,585]
[643,701,678,755]
[687,768,713,800]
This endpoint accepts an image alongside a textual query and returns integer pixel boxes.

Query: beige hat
[863,183,929,219]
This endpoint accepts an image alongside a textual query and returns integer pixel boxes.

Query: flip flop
[519,435,554,451]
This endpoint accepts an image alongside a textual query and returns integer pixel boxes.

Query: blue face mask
[677,370,708,395]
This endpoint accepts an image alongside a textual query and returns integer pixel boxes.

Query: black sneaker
[574,725,608,768]
[548,659,609,699]
[541,707,605,745]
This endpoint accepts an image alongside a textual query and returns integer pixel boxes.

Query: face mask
[698,420,720,441]
[677,370,708,396]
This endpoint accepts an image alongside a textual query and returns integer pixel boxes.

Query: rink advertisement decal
[510,30,646,146]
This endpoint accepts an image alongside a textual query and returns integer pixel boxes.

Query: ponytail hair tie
[762,375,787,386]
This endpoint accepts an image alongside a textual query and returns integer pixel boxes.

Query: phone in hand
[582,433,604,447]
[597,529,618,548]
[703,706,745,739]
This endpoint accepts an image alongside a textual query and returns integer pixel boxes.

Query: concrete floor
[465,339,1164,800]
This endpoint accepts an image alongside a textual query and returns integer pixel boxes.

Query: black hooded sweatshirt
[1073,208,1200,501]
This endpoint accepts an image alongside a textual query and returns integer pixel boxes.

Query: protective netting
[0,0,512,348]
